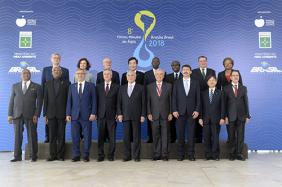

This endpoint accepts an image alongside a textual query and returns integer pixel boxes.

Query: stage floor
[0,152,281,187]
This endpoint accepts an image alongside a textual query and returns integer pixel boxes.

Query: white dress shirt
[22,80,31,90]
[77,80,85,94]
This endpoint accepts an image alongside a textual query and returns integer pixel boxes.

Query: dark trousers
[123,120,141,159]
[177,114,195,158]
[48,118,66,159]
[13,116,38,160]
[169,117,177,143]
[203,120,220,158]
[71,119,92,157]
[226,125,231,143]
[152,119,169,158]
[195,117,203,143]
[229,119,245,156]
[45,125,49,141]
[147,120,153,141]
[97,118,116,159]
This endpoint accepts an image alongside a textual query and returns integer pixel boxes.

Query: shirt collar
[78,80,85,85]
[183,77,190,81]
[128,82,136,86]
[22,80,31,85]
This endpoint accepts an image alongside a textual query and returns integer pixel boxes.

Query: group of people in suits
[8,53,250,162]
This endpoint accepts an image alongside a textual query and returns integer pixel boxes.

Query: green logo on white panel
[19,31,32,48]
[259,32,271,48]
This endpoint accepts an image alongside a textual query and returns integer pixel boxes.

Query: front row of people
[8,65,250,162]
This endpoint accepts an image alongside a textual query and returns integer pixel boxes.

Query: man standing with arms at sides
[144,57,165,143]
[199,75,225,161]
[8,69,43,162]
[66,68,97,162]
[121,57,144,85]
[117,71,146,162]
[223,70,250,161]
[96,69,119,162]
[191,56,216,143]
[41,53,69,143]
[43,66,70,161]
[147,69,172,161]
[165,60,183,143]
[96,57,120,85]
[172,65,201,161]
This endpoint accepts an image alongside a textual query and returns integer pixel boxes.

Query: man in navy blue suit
[66,68,97,162]
[41,53,69,143]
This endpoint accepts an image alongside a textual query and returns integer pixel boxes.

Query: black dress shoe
[212,157,220,161]
[162,156,168,161]
[229,155,235,161]
[97,157,104,162]
[72,157,80,162]
[134,158,140,162]
[152,157,161,161]
[58,158,65,161]
[205,157,212,161]
[188,156,196,161]
[46,157,57,161]
[44,139,49,143]
[177,157,184,161]
[83,157,90,162]
[123,158,131,162]
[146,139,153,143]
[31,158,37,162]
[237,155,246,161]
[10,158,22,162]
[108,157,114,161]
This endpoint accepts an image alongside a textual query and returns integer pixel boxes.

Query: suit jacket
[96,70,120,85]
[121,71,144,85]
[216,69,243,90]
[43,79,70,119]
[8,81,43,119]
[172,78,201,116]
[96,82,120,119]
[200,88,225,124]
[41,66,69,92]
[165,72,183,85]
[66,82,97,121]
[147,82,172,120]
[144,69,167,85]
[117,83,146,121]
[191,68,216,91]
[223,84,250,122]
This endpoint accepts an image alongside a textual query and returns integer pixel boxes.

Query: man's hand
[66,116,71,122]
[45,116,48,125]
[33,116,38,124]
[246,118,250,124]
[168,114,173,121]
[89,114,96,121]
[117,115,123,123]
[147,114,153,122]
[8,116,13,124]
[225,117,229,125]
[199,119,204,127]
[219,119,225,125]
[140,116,145,123]
[173,112,179,119]
[192,111,199,119]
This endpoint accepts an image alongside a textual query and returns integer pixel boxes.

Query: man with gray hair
[96,57,120,85]
[8,69,43,162]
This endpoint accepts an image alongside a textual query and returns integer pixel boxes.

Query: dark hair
[206,75,217,82]
[182,64,192,71]
[198,56,207,61]
[152,57,160,62]
[128,57,138,64]
[223,57,234,66]
[231,70,240,75]
[171,60,180,66]
[77,58,91,70]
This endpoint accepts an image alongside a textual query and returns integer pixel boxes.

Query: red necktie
[105,83,109,95]
[234,85,238,97]
[157,83,162,97]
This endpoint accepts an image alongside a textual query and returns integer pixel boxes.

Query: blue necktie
[209,89,214,103]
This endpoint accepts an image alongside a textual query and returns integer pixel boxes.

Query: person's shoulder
[31,81,41,88]
[192,68,200,72]
[145,69,153,74]
[137,70,145,75]
[43,66,52,71]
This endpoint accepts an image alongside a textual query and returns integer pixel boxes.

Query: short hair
[206,75,217,82]
[126,70,136,76]
[198,56,207,61]
[171,60,180,66]
[77,58,91,70]
[103,69,112,75]
[152,57,160,62]
[231,70,240,75]
[22,68,31,74]
[76,68,86,73]
[51,53,61,58]
[182,64,192,71]
[223,57,234,66]
[155,68,165,74]
[128,57,138,64]
[52,66,62,71]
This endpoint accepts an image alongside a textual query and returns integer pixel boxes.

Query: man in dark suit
[216,57,243,143]
[43,66,70,161]
[144,57,165,143]
[191,56,216,143]
[121,57,144,85]
[96,69,119,162]
[41,53,69,143]
[117,70,146,162]
[8,69,43,162]
[66,68,97,162]
[172,64,201,161]
[96,57,120,85]
[223,70,250,161]
[147,69,172,161]
[199,75,225,161]
[165,60,183,143]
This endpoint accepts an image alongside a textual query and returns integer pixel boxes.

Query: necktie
[79,83,82,97]
[234,85,238,97]
[23,81,27,94]
[201,69,206,78]
[128,84,133,97]
[105,83,110,95]
[184,80,189,95]
[209,89,214,103]
[175,73,178,80]
[156,83,162,97]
